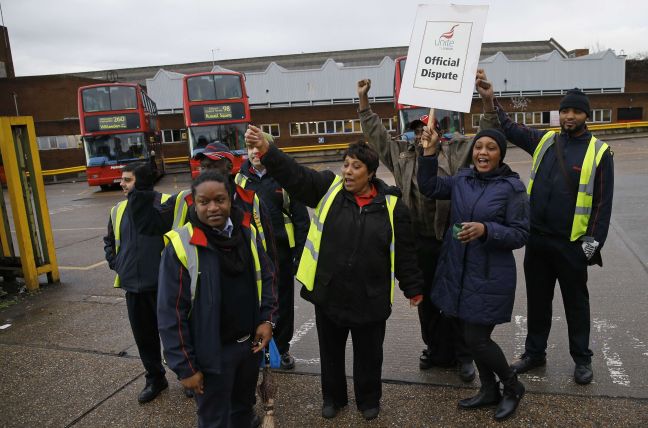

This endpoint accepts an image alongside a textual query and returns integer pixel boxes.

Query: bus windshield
[189,123,247,157]
[83,132,148,166]
[82,86,138,112]
[187,75,243,101]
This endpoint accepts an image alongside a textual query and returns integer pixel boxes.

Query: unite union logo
[435,24,458,50]
[439,24,459,40]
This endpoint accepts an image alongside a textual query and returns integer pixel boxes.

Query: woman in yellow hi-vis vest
[157,171,277,428]
[244,126,424,421]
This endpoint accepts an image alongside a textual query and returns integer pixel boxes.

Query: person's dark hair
[125,163,155,190]
[122,162,141,174]
[342,141,379,176]
[191,170,232,199]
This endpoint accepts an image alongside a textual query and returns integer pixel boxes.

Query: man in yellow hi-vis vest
[477,70,614,386]
[103,163,170,403]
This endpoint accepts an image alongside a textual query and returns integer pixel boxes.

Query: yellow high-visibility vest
[110,193,171,287]
[527,131,609,241]
[163,223,262,309]
[296,176,398,303]
[235,172,295,248]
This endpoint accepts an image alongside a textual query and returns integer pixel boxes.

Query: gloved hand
[410,294,423,307]
[133,164,155,191]
[581,237,599,260]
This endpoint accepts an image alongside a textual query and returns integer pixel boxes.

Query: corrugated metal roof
[146,49,625,112]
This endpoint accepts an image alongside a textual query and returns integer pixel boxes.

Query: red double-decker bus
[182,71,250,178]
[394,56,463,136]
[78,83,165,190]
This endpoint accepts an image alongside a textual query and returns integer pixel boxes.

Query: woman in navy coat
[417,128,530,421]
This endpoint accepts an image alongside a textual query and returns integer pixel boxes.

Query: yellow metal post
[0,116,59,290]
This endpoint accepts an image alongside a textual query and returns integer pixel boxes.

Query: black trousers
[274,252,295,355]
[523,233,593,365]
[125,290,165,383]
[416,235,471,364]
[195,340,261,428]
[462,321,513,387]
[315,307,386,411]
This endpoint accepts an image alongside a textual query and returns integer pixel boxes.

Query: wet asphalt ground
[2,135,648,426]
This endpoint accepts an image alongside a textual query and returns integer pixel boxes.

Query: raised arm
[475,68,545,155]
[357,79,404,172]
[245,125,336,208]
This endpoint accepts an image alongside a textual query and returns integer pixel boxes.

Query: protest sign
[398,4,489,112]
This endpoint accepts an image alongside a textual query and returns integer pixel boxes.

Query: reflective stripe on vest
[527,131,609,241]
[296,176,397,302]
[172,190,192,230]
[111,193,171,287]
[235,172,293,248]
[163,223,263,306]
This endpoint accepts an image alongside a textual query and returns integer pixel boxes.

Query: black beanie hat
[559,89,590,118]
[473,128,507,162]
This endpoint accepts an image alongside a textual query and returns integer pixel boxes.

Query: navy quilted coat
[417,155,530,325]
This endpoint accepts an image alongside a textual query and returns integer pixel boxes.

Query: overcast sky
[3,0,647,76]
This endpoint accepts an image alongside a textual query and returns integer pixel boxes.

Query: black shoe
[458,385,502,409]
[510,354,546,374]
[459,361,476,383]
[322,404,339,419]
[574,364,593,385]
[419,349,433,370]
[362,407,380,420]
[280,352,295,370]
[138,378,168,403]
[494,375,525,421]
[183,388,194,398]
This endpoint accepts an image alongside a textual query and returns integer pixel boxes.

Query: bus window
[82,86,137,112]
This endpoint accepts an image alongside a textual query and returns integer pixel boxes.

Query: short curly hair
[342,141,379,176]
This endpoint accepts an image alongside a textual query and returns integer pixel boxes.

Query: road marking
[294,358,320,365]
[289,317,316,346]
[593,318,630,387]
[629,336,648,357]
[52,227,106,231]
[59,260,108,271]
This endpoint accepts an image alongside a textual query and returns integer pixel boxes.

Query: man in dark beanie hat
[477,69,614,386]
[560,89,591,118]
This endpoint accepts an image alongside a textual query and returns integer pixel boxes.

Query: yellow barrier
[282,143,349,153]
[41,165,86,176]
[165,156,189,164]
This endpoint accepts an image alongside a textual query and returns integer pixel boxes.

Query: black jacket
[103,192,167,293]
[157,207,277,379]
[495,103,613,265]
[261,145,424,326]
[237,160,310,264]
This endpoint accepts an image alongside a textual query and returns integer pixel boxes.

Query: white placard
[399,4,489,113]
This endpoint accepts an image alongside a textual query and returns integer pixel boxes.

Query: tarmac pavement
[2,137,648,426]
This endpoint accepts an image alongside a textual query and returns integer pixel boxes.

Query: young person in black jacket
[103,163,169,403]
[157,172,277,427]
[244,126,424,421]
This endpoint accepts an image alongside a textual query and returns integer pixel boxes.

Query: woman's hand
[244,125,270,156]
[252,322,273,353]
[457,222,486,243]
[180,371,204,395]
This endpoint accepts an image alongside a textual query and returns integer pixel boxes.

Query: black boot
[458,383,502,409]
[494,374,524,421]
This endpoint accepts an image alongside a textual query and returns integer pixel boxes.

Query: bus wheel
[100,184,111,191]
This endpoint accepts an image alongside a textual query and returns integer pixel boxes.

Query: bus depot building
[1,38,647,173]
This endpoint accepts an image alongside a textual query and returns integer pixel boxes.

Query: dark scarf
[188,206,248,274]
